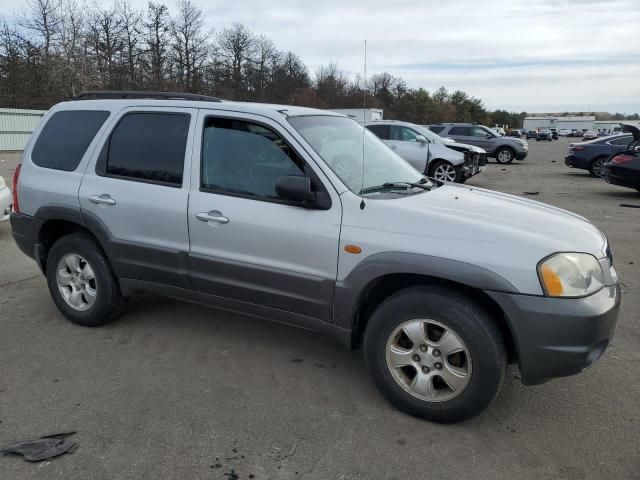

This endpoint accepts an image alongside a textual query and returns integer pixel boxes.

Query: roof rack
[73,90,222,102]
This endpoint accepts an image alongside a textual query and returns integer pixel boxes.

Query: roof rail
[73,90,222,102]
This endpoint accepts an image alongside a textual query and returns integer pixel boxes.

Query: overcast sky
[4,0,640,113]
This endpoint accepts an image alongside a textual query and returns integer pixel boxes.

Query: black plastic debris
[0,432,77,462]
[523,191,540,196]
[620,204,640,209]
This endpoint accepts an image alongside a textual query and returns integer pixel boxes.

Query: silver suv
[11,91,620,423]
[430,123,529,164]
[365,120,485,183]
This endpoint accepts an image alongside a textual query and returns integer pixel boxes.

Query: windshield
[288,115,424,194]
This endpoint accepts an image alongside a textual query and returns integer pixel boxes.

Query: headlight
[538,253,605,297]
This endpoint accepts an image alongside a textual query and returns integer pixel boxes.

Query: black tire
[589,156,607,178]
[46,232,124,327]
[428,160,462,183]
[495,147,515,164]
[363,286,506,423]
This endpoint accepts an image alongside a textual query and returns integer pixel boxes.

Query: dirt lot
[0,139,639,480]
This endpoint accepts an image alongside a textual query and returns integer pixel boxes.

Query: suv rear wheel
[363,286,506,423]
[495,147,515,164]
[429,160,461,182]
[46,233,124,327]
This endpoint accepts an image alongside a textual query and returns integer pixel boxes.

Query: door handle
[89,194,116,205]
[196,211,229,224]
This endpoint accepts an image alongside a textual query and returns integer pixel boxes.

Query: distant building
[330,108,383,123]
[523,116,595,131]
[0,108,47,151]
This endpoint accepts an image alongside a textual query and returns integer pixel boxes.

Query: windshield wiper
[360,181,432,195]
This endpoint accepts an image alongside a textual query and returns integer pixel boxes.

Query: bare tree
[216,22,255,100]
[87,2,124,88]
[142,1,170,89]
[117,0,142,88]
[171,0,209,91]
[21,0,62,59]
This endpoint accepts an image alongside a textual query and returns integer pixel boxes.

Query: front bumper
[515,150,528,160]
[487,285,621,385]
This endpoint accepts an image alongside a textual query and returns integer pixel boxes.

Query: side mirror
[485,133,493,138]
[276,175,316,204]
[415,135,428,144]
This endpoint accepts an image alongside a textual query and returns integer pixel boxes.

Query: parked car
[429,123,528,164]
[558,129,571,137]
[569,130,582,137]
[0,176,12,221]
[507,129,522,137]
[11,91,620,424]
[583,130,598,141]
[526,130,538,139]
[564,134,634,177]
[604,123,640,192]
[536,129,553,141]
[549,128,559,140]
[365,121,483,183]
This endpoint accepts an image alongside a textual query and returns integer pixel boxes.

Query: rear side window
[608,136,632,146]
[103,113,190,187]
[32,110,109,171]
[366,124,390,140]
[449,126,470,136]
[429,126,445,134]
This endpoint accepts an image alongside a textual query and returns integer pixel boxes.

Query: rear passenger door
[187,110,342,324]
[79,107,196,288]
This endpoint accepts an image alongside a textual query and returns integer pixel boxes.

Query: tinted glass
[32,110,109,171]
[366,124,390,140]
[201,118,305,200]
[429,126,445,134]
[106,113,189,186]
[449,126,470,136]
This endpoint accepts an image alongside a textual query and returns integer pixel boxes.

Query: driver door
[187,110,342,323]
[387,125,430,172]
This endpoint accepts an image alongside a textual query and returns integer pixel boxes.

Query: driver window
[471,127,489,137]
[391,126,419,142]
[201,117,305,200]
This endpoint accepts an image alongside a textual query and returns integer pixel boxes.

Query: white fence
[0,108,47,151]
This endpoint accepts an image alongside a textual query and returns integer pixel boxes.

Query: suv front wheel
[495,147,515,164]
[46,232,124,327]
[363,286,506,423]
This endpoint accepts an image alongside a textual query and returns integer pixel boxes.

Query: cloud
[2,0,638,112]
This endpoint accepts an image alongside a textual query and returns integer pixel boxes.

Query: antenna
[360,40,367,210]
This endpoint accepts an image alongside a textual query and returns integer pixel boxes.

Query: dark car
[550,128,559,140]
[536,129,553,141]
[604,123,640,192]
[564,134,634,177]
[526,130,537,139]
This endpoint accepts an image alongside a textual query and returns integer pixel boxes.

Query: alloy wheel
[592,158,606,178]
[497,149,513,163]
[432,163,457,182]
[385,319,472,402]
[56,254,97,311]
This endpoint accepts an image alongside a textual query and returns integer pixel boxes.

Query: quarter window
[429,126,445,134]
[103,113,190,186]
[608,136,632,146]
[201,117,305,200]
[32,110,109,171]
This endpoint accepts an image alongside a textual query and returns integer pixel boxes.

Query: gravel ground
[0,138,639,480]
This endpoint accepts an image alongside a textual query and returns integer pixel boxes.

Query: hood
[343,184,608,294]
[621,122,640,140]
[443,142,486,154]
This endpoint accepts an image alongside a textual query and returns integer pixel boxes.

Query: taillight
[611,154,634,165]
[570,146,584,152]
[11,163,21,213]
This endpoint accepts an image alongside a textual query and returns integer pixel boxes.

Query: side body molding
[333,251,519,333]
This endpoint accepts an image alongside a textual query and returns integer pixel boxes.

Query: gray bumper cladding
[487,285,621,385]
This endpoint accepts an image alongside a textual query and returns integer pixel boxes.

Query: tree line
[1,0,637,127]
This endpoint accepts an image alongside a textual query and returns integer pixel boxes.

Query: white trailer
[330,108,383,123]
